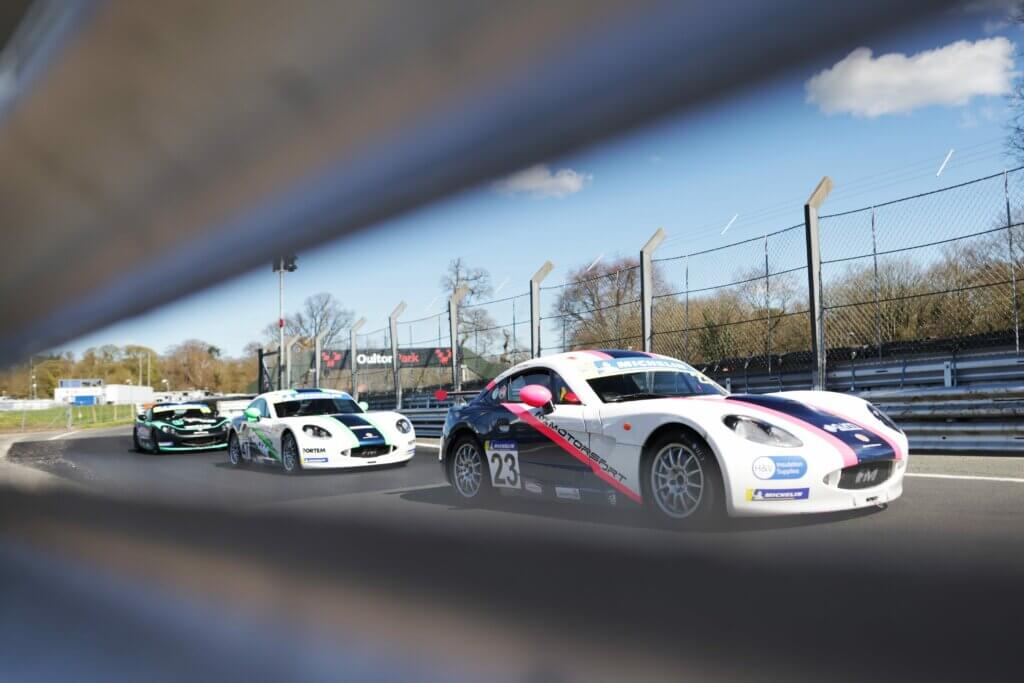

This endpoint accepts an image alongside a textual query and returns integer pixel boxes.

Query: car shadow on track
[396,485,883,533]
[211,461,412,476]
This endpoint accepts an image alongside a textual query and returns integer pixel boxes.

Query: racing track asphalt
[4,426,1024,682]
[6,425,1024,572]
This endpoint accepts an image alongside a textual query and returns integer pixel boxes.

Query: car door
[500,369,591,497]
[245,398,275,461]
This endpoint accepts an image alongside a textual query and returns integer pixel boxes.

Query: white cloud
[805,38,1016,117]
[494,165,592,198]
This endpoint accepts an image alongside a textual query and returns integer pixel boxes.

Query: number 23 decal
[485,441,521,489]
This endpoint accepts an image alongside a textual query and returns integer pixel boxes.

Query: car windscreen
[153,407,212,420]
[587,370,726,403]
[273,397,362,417]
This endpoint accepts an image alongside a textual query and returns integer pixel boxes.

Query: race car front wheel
[228,433,243,467]
[448,437,490,502]
[641,429,722,526]
[132,428,142,452]
[281,432,301,475]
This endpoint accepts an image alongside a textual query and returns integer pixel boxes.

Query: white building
[54,379,154,405]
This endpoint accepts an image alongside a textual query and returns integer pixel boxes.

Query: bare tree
[262,292,354,349]
[441,258,499,355]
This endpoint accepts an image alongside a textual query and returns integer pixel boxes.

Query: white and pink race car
[439,349,907,525]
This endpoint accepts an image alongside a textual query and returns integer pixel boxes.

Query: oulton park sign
[316,348,454,371]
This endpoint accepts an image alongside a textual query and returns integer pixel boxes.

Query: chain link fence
[819,168,1023,361]
[394,311,455,396]
[267,167,1024,403]
[459,292,531,379]
[650,225,810,373]
[541,266,643,354]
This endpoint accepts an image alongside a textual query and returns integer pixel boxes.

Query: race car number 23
[485,440,521,489]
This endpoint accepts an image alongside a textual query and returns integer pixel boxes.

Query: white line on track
[47,430,80,441]
[907,472,1024,484]
[415,441,439,449]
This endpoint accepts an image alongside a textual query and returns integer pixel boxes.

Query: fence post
[390,302,407,409]
[684,256,690,358]
[512,298,518,364]
[350,318,366,400]
[804,176,833,390]
[449,285,470,391]
[314,334,327,388]
[283,335,301,390]
[640,228,666,352]
[257,347,264,393]
[1004,170,1020,354]
[530,261,554,358]
[870,206,883,359]
[764,235,771,372]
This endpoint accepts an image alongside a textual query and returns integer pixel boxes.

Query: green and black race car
[133,402,230,453]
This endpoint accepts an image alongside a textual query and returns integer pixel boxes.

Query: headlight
[396,418,412,434]
[868,404,902,433]
[723,415,802,447]
[303,425,332,438]
[160,425,172,434]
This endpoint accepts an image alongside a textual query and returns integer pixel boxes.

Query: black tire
[150,430,162,455]
[640,428,723,528]
[447,436,491,503]
[132,427,142,452]
[281,432,301,474]
[227,432,244,467]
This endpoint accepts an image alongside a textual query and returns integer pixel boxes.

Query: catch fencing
[819,169,1023,362]
[262,167,1024,406]
[649,225,810,373]
[541,266,642,354]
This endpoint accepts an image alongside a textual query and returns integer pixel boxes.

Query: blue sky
[66,3,1024,357]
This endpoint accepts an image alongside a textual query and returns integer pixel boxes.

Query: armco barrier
[866,384,1024,454]
[708,348,1024,395]
[401,408,448,438]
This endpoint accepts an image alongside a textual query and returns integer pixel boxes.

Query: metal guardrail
[867,384,1024,455]
[402,408,448,438]
[712,348,1024,395]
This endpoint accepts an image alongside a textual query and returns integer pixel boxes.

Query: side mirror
[520,384,554,414]
[244,407,260,422]
[358,401,369,412]
[136,413,146,421]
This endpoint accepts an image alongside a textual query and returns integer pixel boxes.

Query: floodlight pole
[389,302,407,409]
[530,261,554,358]
[640,228,666,352]
[449,286,470,391]
[804,176,833,390]
[350,318,366,400]
[278,261,284,390]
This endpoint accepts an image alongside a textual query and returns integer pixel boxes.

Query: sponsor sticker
[485,440,521,489]
[524,480,543,495]
[593,357,690,373]
[304,457,328,463]
[303,447,327,454]
[752,456,807,480]
[822,422,861,433]
[745,488,810,502]
[555,487,581,500]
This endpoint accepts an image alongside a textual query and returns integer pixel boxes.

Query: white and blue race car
[439,350,908,525]
[227,389,416,473]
